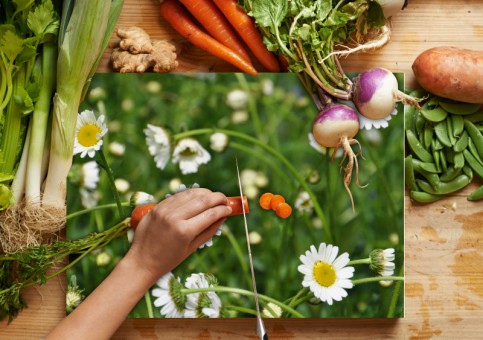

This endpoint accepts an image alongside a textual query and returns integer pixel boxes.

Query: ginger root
[111,27,178,73]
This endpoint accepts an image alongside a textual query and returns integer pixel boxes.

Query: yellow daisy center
[78,124,101,147]
[313,261,336,287]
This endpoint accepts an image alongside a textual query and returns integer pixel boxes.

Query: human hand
[123,188,232,284]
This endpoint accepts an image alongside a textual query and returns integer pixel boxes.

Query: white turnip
[312,95,365,211]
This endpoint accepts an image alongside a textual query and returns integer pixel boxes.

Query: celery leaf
[27,0,59,41]
[0,30,24,64]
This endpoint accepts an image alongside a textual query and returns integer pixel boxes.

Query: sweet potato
[412,46,483,104]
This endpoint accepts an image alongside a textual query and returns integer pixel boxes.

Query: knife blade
[235,158,268,340]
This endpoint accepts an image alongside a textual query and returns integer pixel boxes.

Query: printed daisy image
[73,110,108,158]
[66,72,404,319]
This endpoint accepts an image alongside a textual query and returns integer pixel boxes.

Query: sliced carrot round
[269,194,285,211]
[259,192,274,210]
[275,202,292,219]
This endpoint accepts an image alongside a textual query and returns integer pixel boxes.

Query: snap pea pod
[423,122,433,150]
[412,159,439,173]
[410,190,442,203]
[446,118,457,146]
[432,148,441,173]
[454,152,465,170]
[415,111,426,136]
[416,174,471,195]
[465,111,483,123]
[467,185,483,201]
[405,155,418,191]
[440,165,462,182]
[467,138,483,164]
[464,120,483,157]
[420,106,447,122]
[463,149,483,179]
[434,120,452,147]
[412,158,440,189]
[463,164,473,181]
[431,137,444,151]
[451,114,464,137]
[439,149,448,173]
[453,130,469,153]
[406,129,433,163]
[405,104,417,134]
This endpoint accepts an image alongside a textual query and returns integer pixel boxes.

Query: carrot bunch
[259,193,292,219]
[159,0,280,75]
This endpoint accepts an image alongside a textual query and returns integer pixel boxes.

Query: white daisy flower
[308,133,343,158]
[298,243,355,305]
[184,273,222,318]
[130,191,155,206]
[80,161,99,190]
[73,110,108,158]
[144,124,171,170]
[262,302,282,318]
[294,191,313,214]
[108,141,126,156]
[369,248,396,277]
[172,138,211,175]
[209,132,229,152]
[114,178,130,193]
[66,276,84,314]
[79,188,100,209]
[226,89,248,110]
[152,272,186,318]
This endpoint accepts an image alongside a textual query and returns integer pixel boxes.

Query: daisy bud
[262,302,282,318]
[226,89,248,109]
[114,178,130,193]
[369,248,396,277]
[108,141,126,156]
[96,252,111,267]
[130,191,155,206]
[66,276,84,314]
[145,80,162,94]
[209,132,229,153]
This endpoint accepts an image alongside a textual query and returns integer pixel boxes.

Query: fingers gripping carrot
[159,0,258,76]
[212,0,280,72]
[178,0,252,63]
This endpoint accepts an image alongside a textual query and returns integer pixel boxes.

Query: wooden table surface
[1,0,482,338]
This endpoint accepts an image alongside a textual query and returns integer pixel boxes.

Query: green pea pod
[416,175,470,195]
[405,104,417,133]
[420,106,448,122]
[446,118,457,146]
[463,164,474,181]
[468,138,483,164]
[431,137,444,151]
[453,130,469,153]
[439,149,448,173]
[451,115,464,137]
[454,152,465,170]
[440,165,462,182]
[406,129,433,163]
[423,122,434,150]
[467,184,483,201]
[465,111,483,123]
[464,120,483,157]
[434,121,452,147]
[463,149,483,179]
[412,158,440,189]
[439,101,481,115]
[405,155,418,191]
[415,111,426,136]
[410,190,442,203]
[412,159,439,173]
[432,148,441,173]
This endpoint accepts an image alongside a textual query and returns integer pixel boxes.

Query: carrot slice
[269,194,285,211]
[259,192,273,210]
[131,203,157,230]
[160,0,258,76]
[178,0,251,63]
[212,0,280,72]
[275,202,292,219]
[227,196,250,216]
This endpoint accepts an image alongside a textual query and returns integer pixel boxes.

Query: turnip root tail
[321,25,391,63]
[334,136,367,212]
[393,90,422,109]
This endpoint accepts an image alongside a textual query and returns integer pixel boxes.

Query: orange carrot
[178,0,251,63]
[275,202,292,219]
[259,192,274,210]
[269,194,285,211]
[212,0,280,72]
[160,0,258,76]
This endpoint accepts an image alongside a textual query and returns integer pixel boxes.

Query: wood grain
[1,0,483,338]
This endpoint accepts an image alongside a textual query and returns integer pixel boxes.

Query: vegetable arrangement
[405,92,483,202]
[0,1,125,253]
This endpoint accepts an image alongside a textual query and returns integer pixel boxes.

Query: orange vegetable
[159,0,258,76]
[178,0,251,63]
[269,194,285,211]
[131,203,157,230]
[227,196,250,215]
[259,192,274,210]
[275,202,292,219]
[212,0,280,72]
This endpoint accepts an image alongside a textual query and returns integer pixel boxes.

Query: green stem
[97,148,124,219]
[66,202,131,220]
[174,128,332,243]
[235,73,263,140]
[286,287,309,309]
[352,276,404,285]
[180,286,304,318]
[387,265,404,318]
[223,227,251,289]
[144,292,154,318]
[348,258,371,266]
[226,305,258,317]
